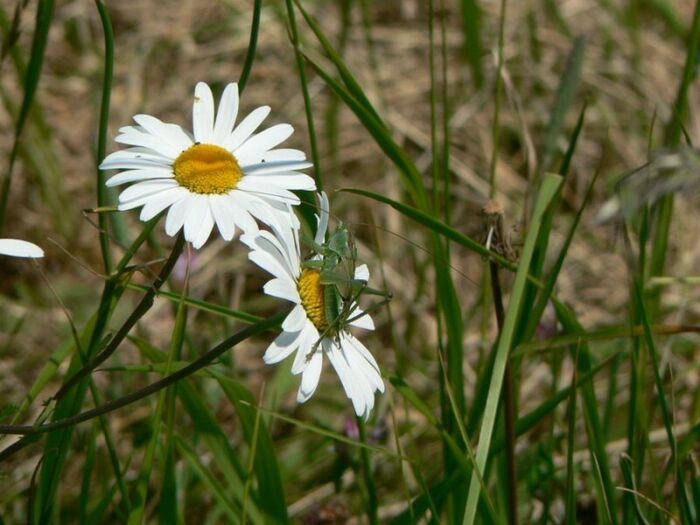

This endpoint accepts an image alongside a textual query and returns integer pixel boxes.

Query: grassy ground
[2,0,700,523]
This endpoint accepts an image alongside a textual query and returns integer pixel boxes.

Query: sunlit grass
[1,1,700,523]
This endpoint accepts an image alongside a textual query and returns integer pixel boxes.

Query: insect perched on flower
[100,81,315,248]
[241,192,388,419]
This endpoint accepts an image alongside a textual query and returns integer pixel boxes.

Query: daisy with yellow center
[241,192,384,419]
[100,82,315,248]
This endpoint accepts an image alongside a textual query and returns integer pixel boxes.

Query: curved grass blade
[238,0,262,94]
[341,187,515,271]
[0,0,55,232]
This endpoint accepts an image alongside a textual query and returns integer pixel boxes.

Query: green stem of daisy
[237,0,262,94]
[52,232,186,401]
[94,0,114,273]
[0,312,285,452]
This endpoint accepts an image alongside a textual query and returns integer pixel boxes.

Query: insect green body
[301,222,391,360]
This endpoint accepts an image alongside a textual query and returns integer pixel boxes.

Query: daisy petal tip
[0,239,44,258]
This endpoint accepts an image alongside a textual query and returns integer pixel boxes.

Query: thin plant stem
[0,312,286,454]
[94,0,114,274]
[490,261,518,525]
[488,0,508,198]
[53,232,186,400]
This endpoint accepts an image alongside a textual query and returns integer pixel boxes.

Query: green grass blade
[293,0,385,128]
[127,291,188,524]
[94,0,115,273]
[650,1,700,311]
[126,283,263,324]
[564,353,579,525]
[237,0,261,94]
[538,35,587,179]
[175,436,244,524]
[459,0,484,88]
[341,187,515,270]
[462,173,562,525]
[0,0,55,232]
[213,373,289,524]
[553,302,619,523]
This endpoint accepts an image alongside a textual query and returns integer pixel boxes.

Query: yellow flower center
[173,143,243,194]
[298,268,329,331]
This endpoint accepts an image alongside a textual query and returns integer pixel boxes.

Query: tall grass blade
[538,35,587,181]
[459,0,484,88]
[214,373,289,524]
[0,0,54,232]
[462,173,562,525]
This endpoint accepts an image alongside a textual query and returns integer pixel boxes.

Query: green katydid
[300,220,392,360]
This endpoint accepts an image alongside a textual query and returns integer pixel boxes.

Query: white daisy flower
[241,192,384,419]
[100,81,315,249]
[0,239,44,258]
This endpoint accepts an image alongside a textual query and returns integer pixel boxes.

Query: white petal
[249,229,296,278]
[192,82,215,143]
[291,322,320,375]
[183,195,214,249]
[243,173,316,191]
[263,330,302,364]
[222,106,270,151]
[192,206,215,249]
[225,193,259,234]
[348,306,375,331]
[236,179,300,205]
[106,168,174,187]
[354,264,370,282]
[250,250,293,281]
[326,340,367,417]
[118,180,178,203]
[100,148,172,170]
[243,160,312,175]
[213,83,239,144]
[0,239,44,258]
[132,114,192,152]
[315,191,330,244]
[342,334,383,394]
[263,278,300,303]
[100,157,172,171]
[241,194,298,236]
[262,148,306,162]
[282,304,308,333]
[209,194,237,241]
[297,351,323,403]
[234,124,294,164]
[115,132,181,159]
[139,187,187,221]
[165,197,191,236]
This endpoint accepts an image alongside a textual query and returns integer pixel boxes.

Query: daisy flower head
[0,239,44,258]
[241,192,384,419]
[100,82,315,249]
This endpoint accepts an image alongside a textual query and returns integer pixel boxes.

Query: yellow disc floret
[173,143,243,194]
[298,268,329,331]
